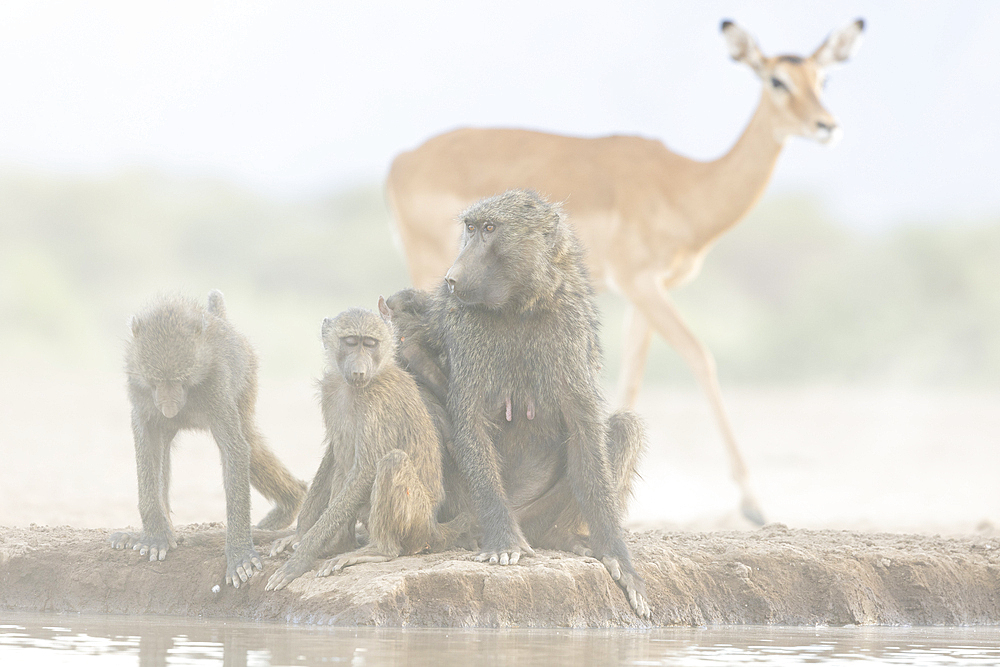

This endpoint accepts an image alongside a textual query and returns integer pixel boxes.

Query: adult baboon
[427,189,650,618]
[110,290,307,588]
[265,308,468,591]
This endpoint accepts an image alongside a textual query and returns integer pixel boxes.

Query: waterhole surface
[2,613,1000,666]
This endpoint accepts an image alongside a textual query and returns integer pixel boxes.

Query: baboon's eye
[342,336,359,347]
[770,76,788,91]
[466,223,476,234]
[362,337,379,349]
[484,223,495,233]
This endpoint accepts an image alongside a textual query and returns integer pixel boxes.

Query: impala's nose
[815,119,842,145]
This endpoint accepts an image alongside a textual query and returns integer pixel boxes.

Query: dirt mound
[2,524,998,627]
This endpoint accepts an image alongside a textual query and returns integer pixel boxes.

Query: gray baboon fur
[425,189,650,618]
[110,290,307,588]
[265,308,470,591]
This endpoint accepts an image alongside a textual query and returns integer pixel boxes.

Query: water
[1,613,999,666]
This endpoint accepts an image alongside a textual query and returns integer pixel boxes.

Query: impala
[386,19,865,525]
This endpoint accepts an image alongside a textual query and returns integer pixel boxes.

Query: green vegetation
[2,168,998,386]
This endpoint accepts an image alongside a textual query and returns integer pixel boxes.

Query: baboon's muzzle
[153,382,186,419]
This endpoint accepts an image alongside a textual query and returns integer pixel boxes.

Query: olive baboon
[110,290,308,588]
[265,307,468,591]
[381,290,473,529]
[426,189,650,618]
[382,289,449,405]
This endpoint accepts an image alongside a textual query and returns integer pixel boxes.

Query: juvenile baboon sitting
[265,307,467,591]
[427,189,651,618]
[110,290,308,588]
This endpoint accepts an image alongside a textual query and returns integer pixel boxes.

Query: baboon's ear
[321,317,335,349]
[546,206,571,254]
[721,20,766,76]
[130,316,142,337]
[812,18,865,68]
[207,289,226,318]
[377,295,393,324]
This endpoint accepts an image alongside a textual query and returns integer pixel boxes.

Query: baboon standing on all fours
[265,307,469,591]
[425,189,650,618]
[110,290,307,588]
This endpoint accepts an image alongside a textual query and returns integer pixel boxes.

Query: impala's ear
[812,18,865,68]
[721,20,766,76]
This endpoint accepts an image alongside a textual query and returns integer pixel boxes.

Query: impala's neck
[688,94,786,249]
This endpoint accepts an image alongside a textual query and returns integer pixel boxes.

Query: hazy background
[1,1,999,532]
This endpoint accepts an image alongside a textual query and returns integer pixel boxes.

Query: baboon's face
[337,334,384,387]
[128,308,207,419]
[445,215,515,308]
[322,309,393,388]
[445,191,555,309]
[132,343,196,419]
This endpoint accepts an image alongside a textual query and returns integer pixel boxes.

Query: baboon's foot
[269,533,300,557]
[740,497,766,527]
[567,537,593,558]
[434,512,478,551]
[225,545,263,589]
[109,530,177,562]
[256,503,299,531]
[265,553,313,591]
[316,544,394,576]
[602,556,652,620]
[475,531,535,565]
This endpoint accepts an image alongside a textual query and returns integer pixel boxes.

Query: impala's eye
[771,76,788,91]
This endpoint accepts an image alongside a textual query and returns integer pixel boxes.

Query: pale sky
[1,1,998,229]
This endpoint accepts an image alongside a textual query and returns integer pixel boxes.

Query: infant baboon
[110,290,307,588]
[265,307,467,591]
[381,291,473,529]
[427,189,651,618]
[381,289,449,405]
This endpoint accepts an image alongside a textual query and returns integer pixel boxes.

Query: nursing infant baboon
[381,290,473,528]
[265,307,468,591]
[424,189,650,618]
[110,290,307,588]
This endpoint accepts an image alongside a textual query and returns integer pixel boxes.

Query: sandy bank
[2,524,998,627]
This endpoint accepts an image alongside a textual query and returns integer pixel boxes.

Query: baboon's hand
[225,546,263,589]
[265,554,312,591]
[109,530,177,562]
[269,534,300,557]
[602,556,652,620]
[316,551,391,577]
